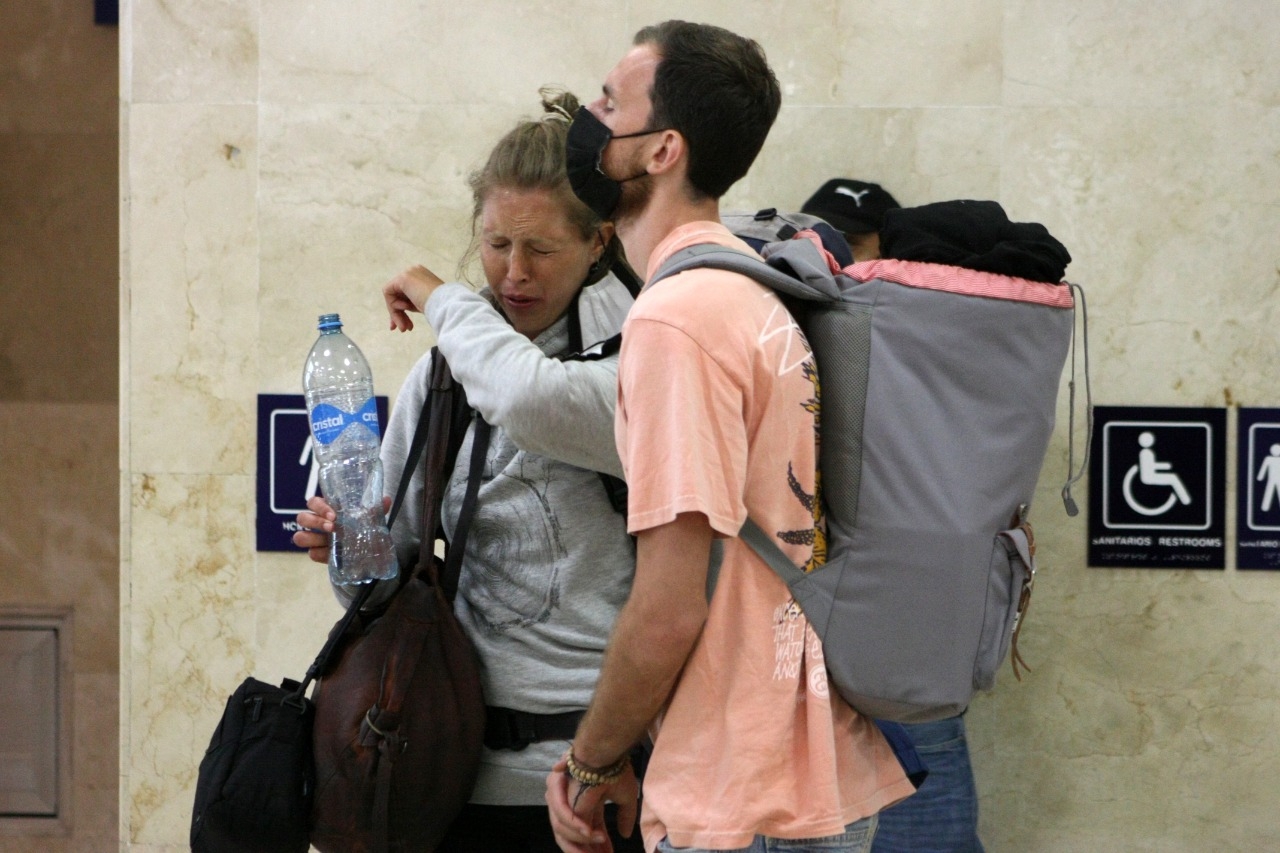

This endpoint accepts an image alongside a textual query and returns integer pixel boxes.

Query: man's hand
[383,264,446,332]
[543,512,711,850]
[546,755,639,853]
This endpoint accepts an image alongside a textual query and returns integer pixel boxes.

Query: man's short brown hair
[634,21,781,200]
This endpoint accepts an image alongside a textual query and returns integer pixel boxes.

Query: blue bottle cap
[317,313,342,331]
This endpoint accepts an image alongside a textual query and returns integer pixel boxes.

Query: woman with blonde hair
[296,89,643,852]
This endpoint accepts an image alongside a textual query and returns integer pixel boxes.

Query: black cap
[800,179,901,235]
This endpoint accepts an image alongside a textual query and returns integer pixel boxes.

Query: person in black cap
[801,178,901,262]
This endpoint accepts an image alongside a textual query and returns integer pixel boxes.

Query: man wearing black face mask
[547,20,915,853]
[563,107,667,224]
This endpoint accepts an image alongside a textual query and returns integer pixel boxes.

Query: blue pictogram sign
[1088,406,1225,568]
[256,393,388,552]
[1236,408,1280,570]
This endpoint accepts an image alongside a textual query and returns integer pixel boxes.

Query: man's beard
[612,169,655,225]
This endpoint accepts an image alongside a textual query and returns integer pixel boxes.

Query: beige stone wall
[0,1,120,851]
[121,1,1280,850]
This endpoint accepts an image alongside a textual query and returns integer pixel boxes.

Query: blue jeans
[656,814,877,853]
[871,715,984,853]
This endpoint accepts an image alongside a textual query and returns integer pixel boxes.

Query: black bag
[192,348,480,853]
[192,592,385,853]
[190,678,314,853]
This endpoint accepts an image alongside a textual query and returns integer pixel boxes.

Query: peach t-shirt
[617,222,914,852]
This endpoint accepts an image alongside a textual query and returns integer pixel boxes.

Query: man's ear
[645,129,686,177]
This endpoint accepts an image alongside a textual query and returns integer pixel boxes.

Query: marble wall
[0,1,119,850]
[120,1,1280,850]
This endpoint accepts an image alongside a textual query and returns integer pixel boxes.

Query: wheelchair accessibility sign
[1089,406,1225,568]
[255,393,388,552]
[1237,408,1280,569]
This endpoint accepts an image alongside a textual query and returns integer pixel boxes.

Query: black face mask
[565,106,664,220]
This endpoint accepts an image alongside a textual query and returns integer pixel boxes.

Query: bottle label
[310,397,381,445]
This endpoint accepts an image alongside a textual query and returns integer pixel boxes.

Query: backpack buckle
[485,707,538,751]
[483,707,585,751]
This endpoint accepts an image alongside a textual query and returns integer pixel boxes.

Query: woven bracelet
[565,749,631,787]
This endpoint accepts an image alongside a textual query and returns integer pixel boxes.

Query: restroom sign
[1088,406,1226,568]
[255,393,388,552]
[1237,408,1280,569]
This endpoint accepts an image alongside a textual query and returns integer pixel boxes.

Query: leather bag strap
[412,350,465,584]
[302,348,462,689]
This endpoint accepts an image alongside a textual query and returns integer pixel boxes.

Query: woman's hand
[293,495,337,564]
[384,265,446,332]
[293,495,393,565]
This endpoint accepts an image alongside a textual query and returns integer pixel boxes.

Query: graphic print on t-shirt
[772,598,831,699]
[768,348,829,698]
[773,598,806,681]
[759,296,813,377]
[774,360,826,573]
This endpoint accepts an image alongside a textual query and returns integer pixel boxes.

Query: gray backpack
[653,222,1078,723]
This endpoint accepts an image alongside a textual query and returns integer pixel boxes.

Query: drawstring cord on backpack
[1061,282,1093,517]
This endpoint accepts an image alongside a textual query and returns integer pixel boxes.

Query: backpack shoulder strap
[650,244,838,602]
[703,517,807,603]
[738,517,807,585]
[651,244,788,290]
[651,241,843,303]
[560,324,627,515]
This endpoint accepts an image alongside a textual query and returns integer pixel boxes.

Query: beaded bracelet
[565,749,631,787]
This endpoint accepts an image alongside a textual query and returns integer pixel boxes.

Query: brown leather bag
[309,351,486,853]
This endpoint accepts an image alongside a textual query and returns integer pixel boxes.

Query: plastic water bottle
[302,313,398,586]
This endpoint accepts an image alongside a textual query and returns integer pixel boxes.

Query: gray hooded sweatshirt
[340,273,635,804]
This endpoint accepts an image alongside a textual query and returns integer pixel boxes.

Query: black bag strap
[559,273,630,514]
[439,415,491,602]
[566,295,584,355]
[565,254,639,361]
[384,379,439,531]
[611,255,643,297]
[410,348,469,574]
[560,335,626,513]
